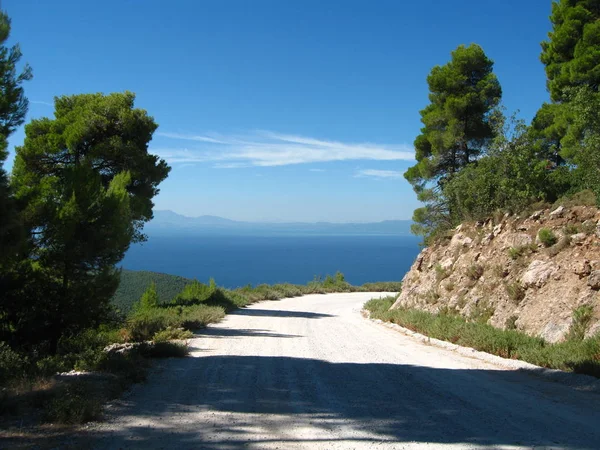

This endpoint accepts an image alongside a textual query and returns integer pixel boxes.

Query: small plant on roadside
[43,381,103,424]
[143,341,189,358]
[363,298,600,379]
[469,300,494,324]
[538,228,557,247]
[567,305,595,341]
[153,327,194,342]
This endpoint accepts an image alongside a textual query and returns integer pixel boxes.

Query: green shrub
[143,341,189,358]
[364,299,600,378]
[361,281,402,291]
[128,304,225,341]
[36,355,73,377]
[307,271,354,293]
[43,381,102,424]
[564,224,580,235]
[0,342,29,385]
[171,280,215,306]
[153,327,194,342]
[538,228,557,247]
[505,282,525,304]
[178,304,225,330]
[136,282,159,310]
[469,300,494,324]
[508,247,522,260]
[364,296,395,315]
[127,310,174,342]
[567,305,595,341]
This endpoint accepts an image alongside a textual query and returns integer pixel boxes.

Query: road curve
[89,292,600,449]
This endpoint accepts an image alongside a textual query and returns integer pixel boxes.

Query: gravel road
[89,292,600,449]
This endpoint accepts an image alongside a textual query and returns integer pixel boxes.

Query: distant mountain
[146,210,413,236]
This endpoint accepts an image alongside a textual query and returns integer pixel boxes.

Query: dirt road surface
[89,292,600,449]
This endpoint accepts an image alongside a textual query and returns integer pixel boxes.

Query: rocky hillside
[393,205,600,342]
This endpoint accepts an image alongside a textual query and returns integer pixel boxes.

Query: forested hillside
[112,270,193,314]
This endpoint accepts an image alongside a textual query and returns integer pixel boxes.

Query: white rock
[439,257,454,271]
[549,205,566,218]
[506,233,533,248]
[493,223,503,237]
[450,233,473,249]
[570,233,587,245]
[540,321,570,343]
[521,260,559,288]
[529,210,544,221]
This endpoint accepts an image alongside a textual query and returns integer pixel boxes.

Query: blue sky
[5,0,553,222]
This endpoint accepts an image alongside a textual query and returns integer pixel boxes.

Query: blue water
[121,235,421,288]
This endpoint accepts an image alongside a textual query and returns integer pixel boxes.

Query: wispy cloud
[30,100,53,107]
[153,130,414,168]
[355,169,405,179]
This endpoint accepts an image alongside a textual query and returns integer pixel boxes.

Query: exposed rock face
[522,260,559,288]
[392,205,600,342]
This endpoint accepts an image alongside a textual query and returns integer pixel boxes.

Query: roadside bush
[0,342,29,385]
[143,341,189,358]
[538,228,557,247]
[364,297,600,378]
[567,305,595,341]
[171,280,215,306]
[128,304,225,341]
[364,296,395,316]
[361,281,402,291]
[153,327,194,342]
[43,381,102,424]
[36,355,73,377]
[322,271,353,292]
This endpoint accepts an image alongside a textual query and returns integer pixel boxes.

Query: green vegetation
[365,297,600,378]
[505,282,525,304]
[538,228,558,247]
[112,269,193,314]
[112,269,402,314]
[405,44,502,238]
[404,1,600,244]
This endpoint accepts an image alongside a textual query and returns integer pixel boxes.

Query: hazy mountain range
[145,210,413,236]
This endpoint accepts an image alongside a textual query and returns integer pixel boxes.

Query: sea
[120,234,422,288]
